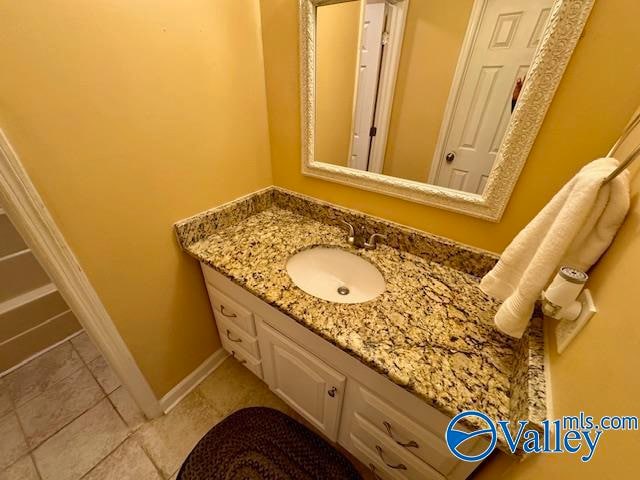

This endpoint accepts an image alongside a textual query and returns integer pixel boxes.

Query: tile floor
[0,333,372,480]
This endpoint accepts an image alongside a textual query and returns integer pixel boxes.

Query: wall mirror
[300,0,594,220]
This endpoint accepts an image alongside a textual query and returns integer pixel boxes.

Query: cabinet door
[258,321,346,441]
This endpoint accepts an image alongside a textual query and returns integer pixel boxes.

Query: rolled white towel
[480,158,630,338]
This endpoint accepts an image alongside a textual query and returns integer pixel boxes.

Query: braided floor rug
[177,407,363,480]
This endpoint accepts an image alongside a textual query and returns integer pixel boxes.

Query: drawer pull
[231,351,246,364]
[220,305,237,318]
[327,387,338,397]
[226,330,242,343]
[375,445,407,470]
[369,464,383,480]
[383,421,419,449]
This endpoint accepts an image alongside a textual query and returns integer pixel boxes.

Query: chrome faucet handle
[341,220,356,246]
[364,233,387,250]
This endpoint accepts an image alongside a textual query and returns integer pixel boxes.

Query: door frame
[366,0,409,174]
[347,0,387,171]
[427,0,488,184]
[0,130,163,419]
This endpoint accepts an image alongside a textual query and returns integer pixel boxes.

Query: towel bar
[604,111,640,184]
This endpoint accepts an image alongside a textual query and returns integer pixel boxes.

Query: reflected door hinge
[369,126,378,137]
[382,31,390,45]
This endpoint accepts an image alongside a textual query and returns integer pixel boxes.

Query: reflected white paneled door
[259,321,346,441]
[433,0,553,194]
[349,0,386,171]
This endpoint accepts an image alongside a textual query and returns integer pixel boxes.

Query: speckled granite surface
[175,187,498,278]
[175,187,546,454]
[509,313,547,427]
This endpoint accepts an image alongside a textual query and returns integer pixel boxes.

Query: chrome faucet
[364,233,387,250]
[341,220,359,247]
[341,220,387,250]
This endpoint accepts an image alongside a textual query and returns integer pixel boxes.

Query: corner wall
[0,0,273,396]
[474,127,640,479]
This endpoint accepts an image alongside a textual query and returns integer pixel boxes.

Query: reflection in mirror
[315,0,552,194]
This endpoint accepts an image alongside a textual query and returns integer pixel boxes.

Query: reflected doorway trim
[300,0,595,222]
[0,130,163,419]
[366,0,409,174]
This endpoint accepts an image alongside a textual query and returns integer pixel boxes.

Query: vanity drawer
[350,412,445,480]
[220,336,263,379]
[351,385,472,474]
[205,283,256,335]
[349,435,405,480]
[215,314,261,360]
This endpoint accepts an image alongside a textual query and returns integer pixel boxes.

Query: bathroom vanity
[175,187,547,480]
[202,262,481,480]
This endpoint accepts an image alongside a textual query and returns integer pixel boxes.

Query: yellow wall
[0,0,273,396]
[316,1,360,167]
[260,0,640,254]
[474,133,640,478]
[382,0,474,182]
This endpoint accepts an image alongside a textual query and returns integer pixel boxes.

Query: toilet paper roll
[544,266,588,308]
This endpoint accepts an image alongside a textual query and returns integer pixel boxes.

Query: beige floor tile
[0,455,39,480]
[87,357,120,395]
[81,438,161,480]
[18,367,104,448]
[33,399,128,480]
[0,413,28,471]
[197,357,265,416]
[70,333,101,365]
[108,387,146,431]
[4,342,83,407]
[0,379,12,418]
[135,390,221,478]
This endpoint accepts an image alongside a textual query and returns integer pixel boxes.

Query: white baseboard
[159,348,229,413]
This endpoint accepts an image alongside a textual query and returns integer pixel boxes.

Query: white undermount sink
[286,247,385,304]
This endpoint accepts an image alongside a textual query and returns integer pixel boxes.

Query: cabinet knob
[327,387,337,397]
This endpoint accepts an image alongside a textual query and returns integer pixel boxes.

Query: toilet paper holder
[542,266,598,354]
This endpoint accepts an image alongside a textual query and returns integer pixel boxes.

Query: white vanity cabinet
[258,321,346,441]
[200,263,485,480]
[203,280,263,379]
[338,381,486,480]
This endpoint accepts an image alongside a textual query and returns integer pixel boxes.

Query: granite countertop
[175,187,546,454]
